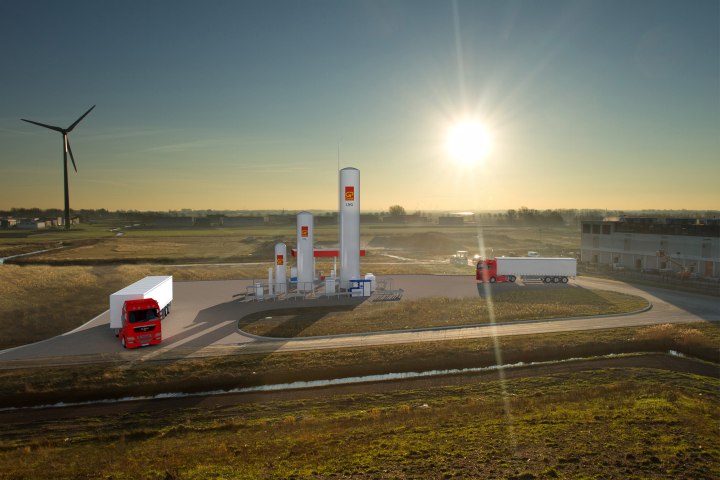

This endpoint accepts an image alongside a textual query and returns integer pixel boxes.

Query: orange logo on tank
[276,254,284,266]
[345,186,354,201]
[301,226,308,238]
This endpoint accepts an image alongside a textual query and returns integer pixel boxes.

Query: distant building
[581,217,720,278]
[382,214,428,224]
[147,216,195,227]
[439,216,464,226]
[266,214,295,225]
[315,215,338,226]
[16,218,46,229]
[0,217,17,228]
[382,215,406,224]
[222,216,265,227]
[405,214,429,225]
[40,217,62,227]
[360,213,382,224]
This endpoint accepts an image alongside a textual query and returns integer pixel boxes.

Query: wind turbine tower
[21,105,95,229]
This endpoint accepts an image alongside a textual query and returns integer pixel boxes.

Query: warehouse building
[580,217,720,278]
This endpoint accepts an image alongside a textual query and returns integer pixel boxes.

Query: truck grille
[138,334,153,340]
[134,325,156,333]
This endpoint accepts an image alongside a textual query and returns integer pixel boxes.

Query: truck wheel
[561,277,569,283]
[121,337,127,349]
[543,277,551,283]
[553,277,560,283]
[509,276,516,283]
[489,277,496,283]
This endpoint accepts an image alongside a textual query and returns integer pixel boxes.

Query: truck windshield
[128,308,159,323]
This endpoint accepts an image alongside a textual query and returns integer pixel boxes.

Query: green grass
[239,289,649,337]
[1,367,718,479]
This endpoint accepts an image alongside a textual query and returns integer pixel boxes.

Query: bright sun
[446,120,490,165]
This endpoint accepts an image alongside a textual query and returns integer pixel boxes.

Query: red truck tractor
[110,276,173,349]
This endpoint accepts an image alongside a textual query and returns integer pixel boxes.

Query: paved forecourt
[0,275,717,363]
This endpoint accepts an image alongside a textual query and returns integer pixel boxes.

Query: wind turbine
[21,105,95,230]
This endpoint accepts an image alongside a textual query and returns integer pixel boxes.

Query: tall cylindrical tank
[274,242,287,294]
[296,212,314,292]
[339,167,360,288]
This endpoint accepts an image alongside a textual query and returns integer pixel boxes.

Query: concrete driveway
[0,275,717,363]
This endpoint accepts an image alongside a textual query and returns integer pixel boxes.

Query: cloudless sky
[1,0,718,212]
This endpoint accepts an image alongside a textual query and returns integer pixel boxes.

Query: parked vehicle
[449,250,470,265]
[110,276,173,348]
[476,257,577,283]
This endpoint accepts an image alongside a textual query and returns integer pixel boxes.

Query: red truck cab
[119,298,163,349]
[476,259,515,283]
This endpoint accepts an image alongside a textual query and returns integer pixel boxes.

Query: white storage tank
[339,167,360,289]
[296,212,314,292]
[275,242,287,293]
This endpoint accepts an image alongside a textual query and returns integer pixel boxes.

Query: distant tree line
[504,207,564,225]
[2,207,717,225]
[471,208,720,226]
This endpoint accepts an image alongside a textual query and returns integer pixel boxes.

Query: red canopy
[290,248,366,258]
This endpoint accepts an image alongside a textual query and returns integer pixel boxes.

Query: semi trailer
[110,276,173,349]
[476,257,577,283]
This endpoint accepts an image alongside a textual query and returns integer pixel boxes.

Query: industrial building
[439,215,464,226]
[580,217,720,278]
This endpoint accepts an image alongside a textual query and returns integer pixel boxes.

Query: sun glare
[446,120,490,165]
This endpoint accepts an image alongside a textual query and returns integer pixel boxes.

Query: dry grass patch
[634,324,712,349]
[22,236,259,263]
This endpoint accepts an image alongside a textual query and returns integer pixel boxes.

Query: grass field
[2,223,579,265]
[239,289,648,337]
[1,224,717,479]
[1,364,718,479]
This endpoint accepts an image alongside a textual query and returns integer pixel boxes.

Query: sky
[0,0,718,212]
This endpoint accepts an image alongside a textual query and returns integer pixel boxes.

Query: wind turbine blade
[21,118,64,133]
[66,105,95,132]
[66,137,78,173]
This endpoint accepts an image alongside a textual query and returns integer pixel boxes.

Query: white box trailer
[110,276,173,329]
[497,257,576,282]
